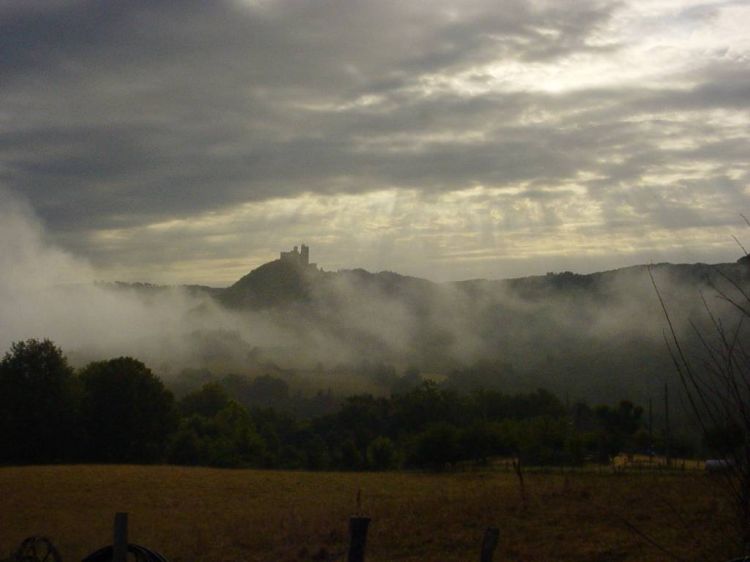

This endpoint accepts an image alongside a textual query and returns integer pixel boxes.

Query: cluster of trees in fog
[1,338,697,470]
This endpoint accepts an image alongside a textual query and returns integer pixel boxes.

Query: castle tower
[280,243,312,267]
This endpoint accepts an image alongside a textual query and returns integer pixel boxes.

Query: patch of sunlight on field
[0,466,736,562]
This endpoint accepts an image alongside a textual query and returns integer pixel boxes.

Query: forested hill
[218,257,435,309]
[220,258,750,309]
[106,256,750,311]
[103,256,750,405]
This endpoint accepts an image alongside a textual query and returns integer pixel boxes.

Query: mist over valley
[4,192,748,409]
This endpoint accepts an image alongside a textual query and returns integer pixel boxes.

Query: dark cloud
[0,0,748,281]
[0,0,619,216]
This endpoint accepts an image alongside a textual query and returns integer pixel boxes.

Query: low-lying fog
[2,189,746,404]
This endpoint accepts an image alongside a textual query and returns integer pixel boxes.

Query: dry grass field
[0,465,737,562]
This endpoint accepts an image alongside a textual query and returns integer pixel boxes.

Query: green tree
[168,415,210,466]
[594,400,643,461]
[0,339,78,463]
[367,436,399,470]
[460,421,509,464]
[169,401,266,468]
[393,381,467,434]
[338,436,362,470]
[212,402,266,466]
[179,382,230,418]
[516,416,570,466]
[303,433,330,470]
[79,357,177,463]
[409,422,461,470]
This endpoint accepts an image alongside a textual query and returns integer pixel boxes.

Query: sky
[1,0,749,286]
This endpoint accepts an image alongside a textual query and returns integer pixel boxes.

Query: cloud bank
[0,0,748,283]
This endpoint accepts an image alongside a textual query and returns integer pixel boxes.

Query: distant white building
[705,458,734,473]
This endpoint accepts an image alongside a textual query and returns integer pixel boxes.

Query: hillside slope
[109,256,750,403]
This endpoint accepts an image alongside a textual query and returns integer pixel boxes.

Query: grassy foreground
[0,465,736,562]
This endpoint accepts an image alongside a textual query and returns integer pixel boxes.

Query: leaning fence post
[113,512,128,562]
[480,527,500,562]
[347,516,371,562]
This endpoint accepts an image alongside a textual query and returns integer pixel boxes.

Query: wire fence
[2,513,496,562]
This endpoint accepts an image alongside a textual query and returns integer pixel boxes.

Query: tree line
[0,338,681,470]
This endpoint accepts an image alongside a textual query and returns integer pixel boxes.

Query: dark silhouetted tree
[79,357,176,463]
[0,339,78,463]
[409,422,461,469]
[653,260,750,556]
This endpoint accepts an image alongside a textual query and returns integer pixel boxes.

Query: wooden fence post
[113,512,128,562]
[347,516,371,562]
[480,528,500,562]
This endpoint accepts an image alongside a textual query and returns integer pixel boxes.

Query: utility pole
[648,397,653,460]
[665,382,671,468]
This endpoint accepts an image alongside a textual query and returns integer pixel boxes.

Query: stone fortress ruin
[280,244,316,269]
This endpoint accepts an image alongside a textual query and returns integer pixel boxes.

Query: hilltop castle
[280,244,316,269]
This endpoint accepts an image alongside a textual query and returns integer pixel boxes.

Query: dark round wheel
[82,544,169,562]
[14,537,61,562]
